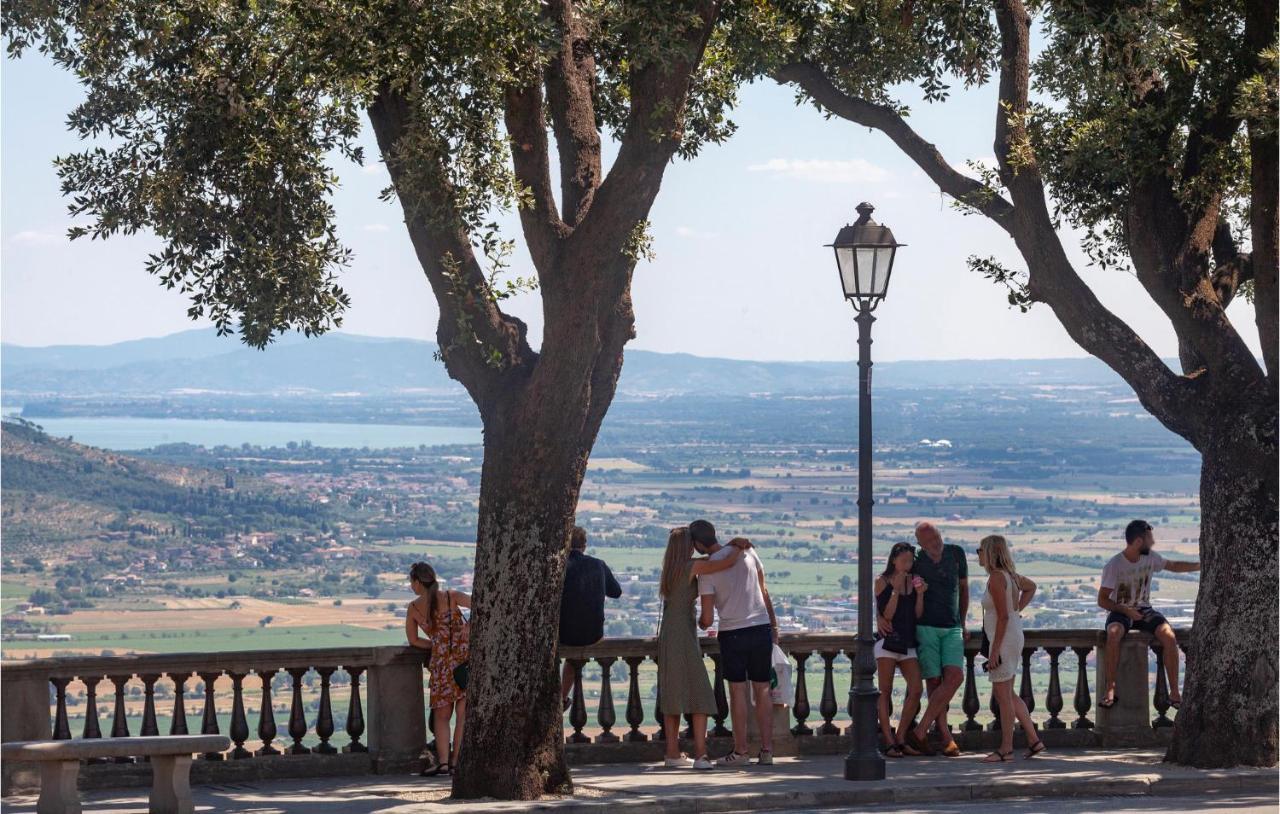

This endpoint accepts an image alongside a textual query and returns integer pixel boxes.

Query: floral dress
[414,591,469,708]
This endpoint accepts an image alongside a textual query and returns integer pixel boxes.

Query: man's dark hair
[1125,519,1152,544]
[689,519,717,548]
[570,526,587,551]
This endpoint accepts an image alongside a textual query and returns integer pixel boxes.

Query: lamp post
[827,202,903,782]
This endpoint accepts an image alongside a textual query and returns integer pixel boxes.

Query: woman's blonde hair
[659,527,695,598]
[979,534,1019,581]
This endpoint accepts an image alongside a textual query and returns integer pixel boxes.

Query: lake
[6,415,482,451]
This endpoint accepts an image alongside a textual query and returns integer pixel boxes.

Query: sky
[1,49,1264,364]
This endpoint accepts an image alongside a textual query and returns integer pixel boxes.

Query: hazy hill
[0,420,324,554]
[1,328,1135,399]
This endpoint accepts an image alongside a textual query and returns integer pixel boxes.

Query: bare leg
[433,704,452,765]
[877,658,898,744]
[728,682,750,755]
[1102,623,1125,705]
[663,714,683,759]
[690,713,708,759]
[752,681,774,753]
[913,667,963,743]
[897,660,924,746]
[450,698,466,766]
[560,662,575,705]
[1156,624,1181,703]
[991,680,1016,757]
[1010,693,1039,748]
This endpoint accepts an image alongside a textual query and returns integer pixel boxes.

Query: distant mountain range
[1,329,1136,399]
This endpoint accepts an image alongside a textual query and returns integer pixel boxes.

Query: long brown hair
[659,527,695,598]
[409,561,443,631]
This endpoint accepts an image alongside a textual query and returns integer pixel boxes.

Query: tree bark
[1167,401,1279,766]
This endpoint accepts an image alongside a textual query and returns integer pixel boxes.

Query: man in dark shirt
[879,521,969,756]
[559,526,623,706]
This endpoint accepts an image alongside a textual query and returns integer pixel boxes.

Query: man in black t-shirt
[558,526,623,707]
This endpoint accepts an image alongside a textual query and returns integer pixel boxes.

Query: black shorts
[718,623,773,683]
[1105,608,1169,634]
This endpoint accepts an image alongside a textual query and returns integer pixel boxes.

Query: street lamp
[828,202,903,782]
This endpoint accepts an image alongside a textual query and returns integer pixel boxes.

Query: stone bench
[2,735,230,814]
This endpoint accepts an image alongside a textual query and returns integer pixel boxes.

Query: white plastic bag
[769,644,793,707]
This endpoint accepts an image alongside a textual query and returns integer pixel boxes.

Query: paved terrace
[2,749,1276,813]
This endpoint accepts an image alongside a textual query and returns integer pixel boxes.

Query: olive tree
[3,0,764,797]
[768,0,1277,767]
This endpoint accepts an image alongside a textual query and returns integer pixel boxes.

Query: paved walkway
[3,749,1276,813]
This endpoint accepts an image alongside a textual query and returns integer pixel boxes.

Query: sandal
[421,762,451,777]
[884,743,904,758]
[1168,698,1181,710]
[1024,740,1046,759]
[983,749,1013,763]
[899,739,922,757]
[1098,691,1119,709]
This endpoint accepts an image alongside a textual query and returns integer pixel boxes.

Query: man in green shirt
[880,521,968,756]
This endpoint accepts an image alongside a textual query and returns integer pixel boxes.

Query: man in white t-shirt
[1097,519,1200,710]
[691,519,778,768]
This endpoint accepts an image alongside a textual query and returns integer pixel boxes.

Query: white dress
[981,571,1024,683]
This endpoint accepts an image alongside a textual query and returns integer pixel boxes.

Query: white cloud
[9,229,62,246]
[746,158,890,184]
[674,225,719,239]
[362,223,392,233]
[361,163,387,176]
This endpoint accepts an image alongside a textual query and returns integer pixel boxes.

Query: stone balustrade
[1,629,1187,793]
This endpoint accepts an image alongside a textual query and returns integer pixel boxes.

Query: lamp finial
[854,202,875,224]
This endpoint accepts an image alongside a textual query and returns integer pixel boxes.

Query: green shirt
[912,543,969,629]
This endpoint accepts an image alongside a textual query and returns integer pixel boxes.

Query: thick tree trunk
[1167,404,1279,766]
[448,423,586,799]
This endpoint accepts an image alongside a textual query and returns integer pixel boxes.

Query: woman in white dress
[978,535,1046,763]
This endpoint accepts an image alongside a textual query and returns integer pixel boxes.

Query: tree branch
[981,0,1202,441]
[368,85,536,408]
[773,62,1016,232]
[503,81,568,276]
[544,0,602,227]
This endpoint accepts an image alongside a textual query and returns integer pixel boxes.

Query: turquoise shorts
[915,625,965,680]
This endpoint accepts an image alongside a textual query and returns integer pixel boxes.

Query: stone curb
[407,772,1278,814]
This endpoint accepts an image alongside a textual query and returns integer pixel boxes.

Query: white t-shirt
[1100,551,1166,608]
[697,547,771,632]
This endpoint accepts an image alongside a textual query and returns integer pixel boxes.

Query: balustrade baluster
[710,653,730,738]
[228,672,251,759]
[1150,644,1173,728]
[51,677,72,740]
[256,668,280,756]
[287,667,311,755]
[199,670,224,760]
[817,651,839,735]
[1071,646,1094,729]
[170,674,190,735]
[594,657,618,743]
[791,651,812,736]
[623,657,646,742]
[82,677,103,741]
[1044,647,1065,729]
[653,674,665,742]
[1019,649,1037,723]
[140,674,160,738]
[566,658,589,744]
[109,675,134,763]
[961,651,981,731]
[314,667,337,754]
[345,666,367,753]
[987,682,1001,731]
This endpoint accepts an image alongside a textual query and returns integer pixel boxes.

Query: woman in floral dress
[405,561,470,776]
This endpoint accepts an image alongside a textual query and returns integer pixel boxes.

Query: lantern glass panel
[856,247,877,297]
[874,247,895,294]
[837,247,857,297]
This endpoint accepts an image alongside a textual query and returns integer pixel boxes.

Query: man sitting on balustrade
[1097,519,1199,710]
[559,525,624,709]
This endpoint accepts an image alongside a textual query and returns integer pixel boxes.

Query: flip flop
[1099,693,1119,709]
[884,744,905,758]
[1168,699,1181,709]
[983,749,1013,763]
